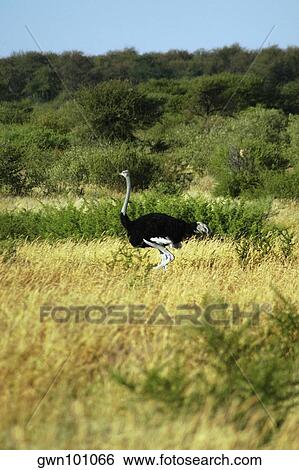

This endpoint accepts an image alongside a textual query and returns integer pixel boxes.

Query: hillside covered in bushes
[1,45,299,199]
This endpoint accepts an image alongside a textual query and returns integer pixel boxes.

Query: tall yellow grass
[1,232,298,449]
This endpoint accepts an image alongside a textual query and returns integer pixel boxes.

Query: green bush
[186,73,236,116]
[0,101,33,124]
[21,126,70,151]
[0,123,70,193]
[185,73,264,116]
[0,143,25,194]
[280,80,299,114]
[30,100,78,133]
[0,123,70,152]
[48,142,161,192]
[77,80,162,141]
[259,169,299,199]
[142,115,217,181]
[138,78,189,114]
[285,115,299,166]
[207,107,290,196]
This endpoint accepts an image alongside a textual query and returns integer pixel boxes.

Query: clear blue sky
[1,0,299,57]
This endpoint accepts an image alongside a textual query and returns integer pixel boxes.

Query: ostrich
[119,170,210,270]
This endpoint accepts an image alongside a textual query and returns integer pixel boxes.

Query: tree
[77,80,162,141]
[56,51,94,91]
[93,48,138,81]
[23,66,61,101]
[186,74,235,115]
[280,80,299,114]
[0,57,25,100]
[186,73,265,116]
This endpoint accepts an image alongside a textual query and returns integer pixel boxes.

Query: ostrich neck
[121,175,131,215]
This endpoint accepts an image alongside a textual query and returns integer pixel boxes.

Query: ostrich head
[119,169,130,178]
[195,222,210,237]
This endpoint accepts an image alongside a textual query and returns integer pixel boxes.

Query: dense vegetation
[1,45,299,201]
[1,45,299,108]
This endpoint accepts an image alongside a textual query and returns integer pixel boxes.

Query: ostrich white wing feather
[150,237,172,245]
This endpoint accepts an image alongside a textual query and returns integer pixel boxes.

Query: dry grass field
[0,198,299,449]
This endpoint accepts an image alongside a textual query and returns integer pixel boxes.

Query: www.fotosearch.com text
[40,302,272,326]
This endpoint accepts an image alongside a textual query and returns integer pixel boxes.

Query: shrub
[0,143,25,194]
[280,80,299,114]
[138,78,189,114]
[285,115,299,166]
[31,100,78,133]
[20,126,70,151]
[185,73,264,116]
[207,107,290,196]
[259,169,299,200]
[77,80,162,141]
[186,73,236,116]
[0,101,33,124]
[48,142,161,192]
[0,124,70,193]
[0,123,70,152]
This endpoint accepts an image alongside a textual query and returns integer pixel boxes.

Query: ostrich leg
[143,239,174,270]
[154,253,168,271]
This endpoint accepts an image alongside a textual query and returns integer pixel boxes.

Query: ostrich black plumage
[119,170,210,270]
